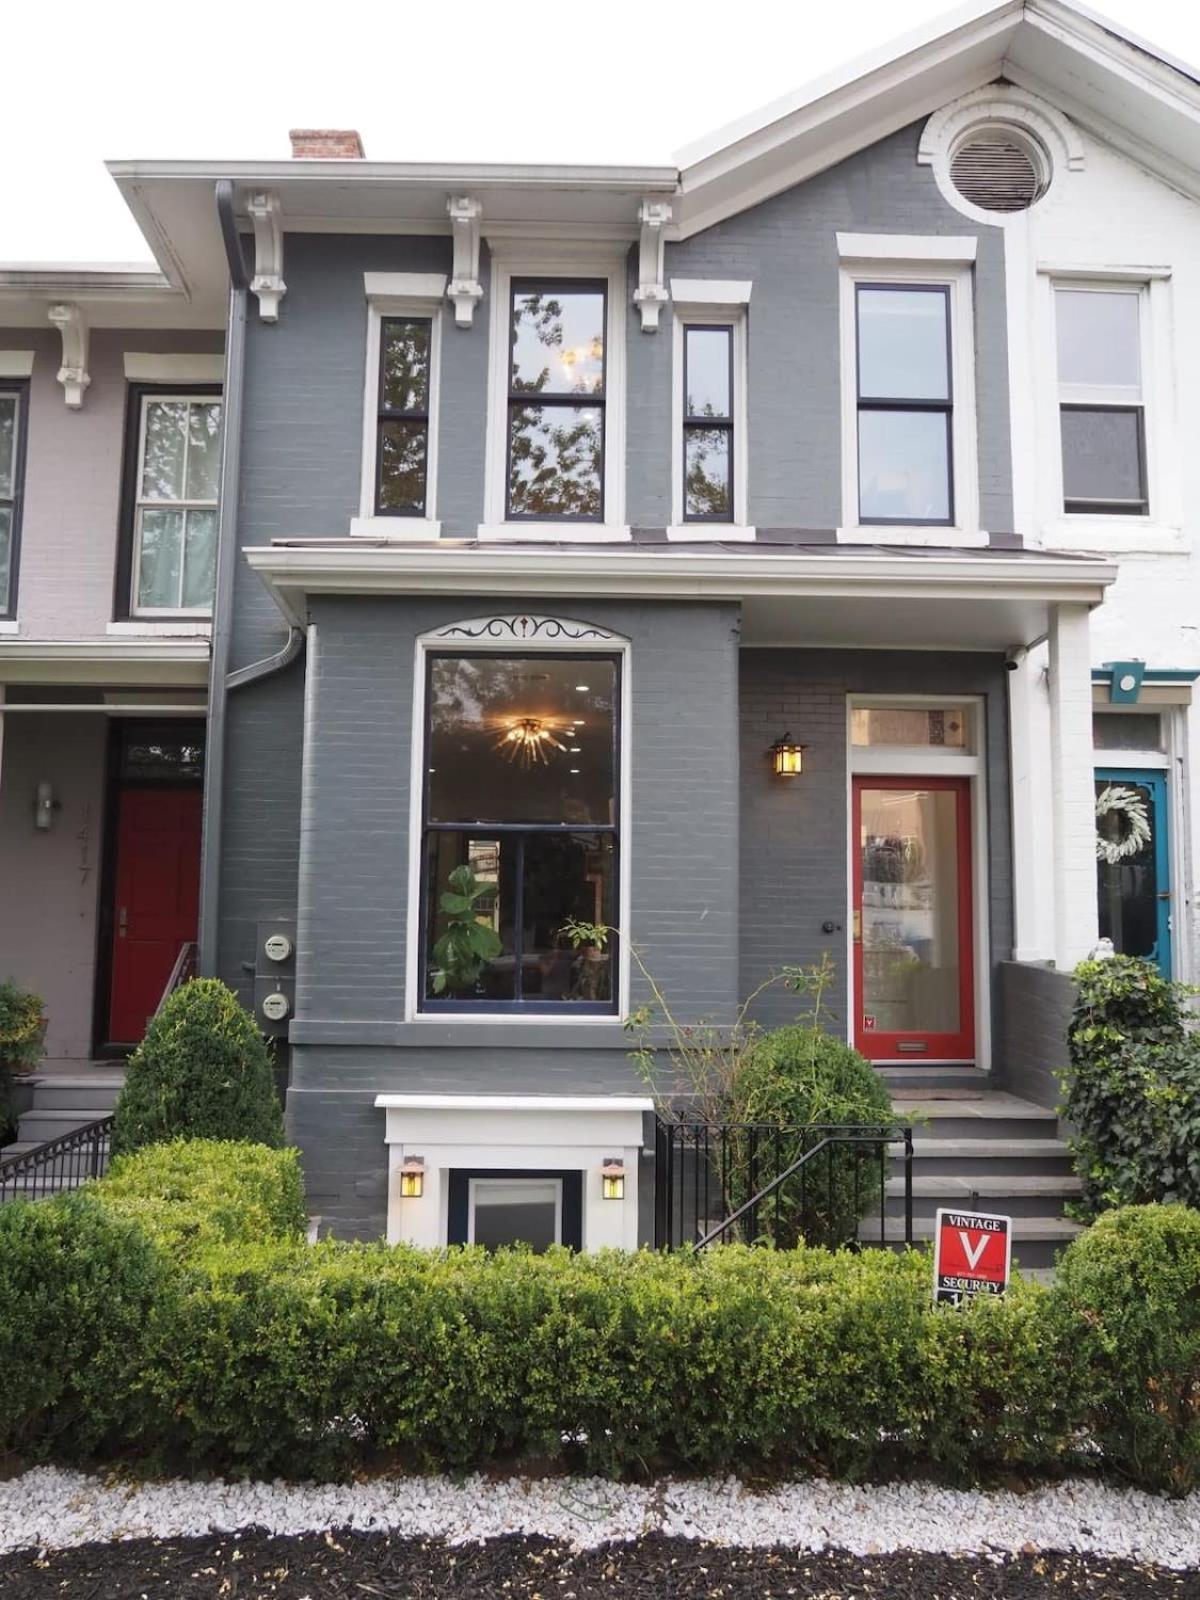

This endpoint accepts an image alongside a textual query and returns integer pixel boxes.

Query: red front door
[852,775,975,1064]
[107,787,202,1045]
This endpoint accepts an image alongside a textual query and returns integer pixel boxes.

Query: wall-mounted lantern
[601,1157,626,1201]
[400,1155,426,1199]
[769,734,807,777]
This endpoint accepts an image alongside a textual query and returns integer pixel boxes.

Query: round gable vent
[950,130,1047,212]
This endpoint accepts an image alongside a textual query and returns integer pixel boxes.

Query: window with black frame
[855,284,953,525]
[507,280,606,520]
[0,381,26,619]
[375,317,432,515]
[683,325,734,521]
[421,652,619,1011]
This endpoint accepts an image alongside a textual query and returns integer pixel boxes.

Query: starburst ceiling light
[495,717,568,767]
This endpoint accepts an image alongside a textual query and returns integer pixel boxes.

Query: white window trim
[667,289,752,541]
[123,353,224,384]
[1035,273,1181,552]
[467,1176,563,1247]
[130,392,221,620]
[0,352,34,379]
[480,246,628,540]
[404,615,632,1024]
[837,256,982,547]
[353,273,446,541]
[845,694,991,1072]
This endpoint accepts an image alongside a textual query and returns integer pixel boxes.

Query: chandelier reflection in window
[494,716,569,767]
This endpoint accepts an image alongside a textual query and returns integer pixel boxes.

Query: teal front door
[1095,769,1172,976]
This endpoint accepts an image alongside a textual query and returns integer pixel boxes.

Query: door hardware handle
[852,909,862,941]
[118,906,128,938]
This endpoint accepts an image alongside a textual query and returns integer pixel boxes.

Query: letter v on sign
[959,1230,990,1271]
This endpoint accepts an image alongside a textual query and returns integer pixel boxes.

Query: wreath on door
[1095,784,1152,864]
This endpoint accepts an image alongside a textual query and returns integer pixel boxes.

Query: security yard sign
[933,1209,1012,1305]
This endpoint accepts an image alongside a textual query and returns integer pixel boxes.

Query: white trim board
[357,279,445,530]
[0,352,34,378]
[122,353,224,383]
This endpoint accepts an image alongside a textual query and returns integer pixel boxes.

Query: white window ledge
[475,523,632,543]
[0,620,19,635]
[350,516,442,542]
[837,233,978,263]
[1039,520,1186,555]
[0,352,34,378]
[836,525,988,547]
[665,524,756,542]
[107,620,213,638]
[123,353,224,383]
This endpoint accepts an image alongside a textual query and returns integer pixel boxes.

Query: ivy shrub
[112,979,284,1157]
[1054,1204,1200,1494]
[0,978,44,1076]
[1061,956,1200,1215]
[728,1026,896,1246]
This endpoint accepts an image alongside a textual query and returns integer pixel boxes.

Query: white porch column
[1007,645,1052,962]
[1048,603,1098,969]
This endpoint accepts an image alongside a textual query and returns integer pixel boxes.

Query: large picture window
[124,387,222,615]
[421,652,619,1011]
[506,280,606,521]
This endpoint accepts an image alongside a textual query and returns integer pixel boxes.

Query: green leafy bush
[1062,956,1200,1214]
[1054,1205,1200,1493]
[0,978,44,1075]
[727,1025,896,1246]
[100,1140,306,1256]
[112,978,284,1156]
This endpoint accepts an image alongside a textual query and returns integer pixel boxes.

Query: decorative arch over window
[427,613,626,646]
[919,87,1084,225]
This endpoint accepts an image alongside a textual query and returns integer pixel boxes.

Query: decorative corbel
[633,200,672,332]
[446,195,483,328]
[47,303,89,408]
[247,191,286,321]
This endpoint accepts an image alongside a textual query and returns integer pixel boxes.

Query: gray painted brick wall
[995,960,1075,1108]
[739,649,1012,1031]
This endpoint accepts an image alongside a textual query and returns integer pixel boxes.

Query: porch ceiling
[243,539,1116,654]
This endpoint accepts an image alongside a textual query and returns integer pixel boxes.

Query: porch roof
[243,536,1115,653]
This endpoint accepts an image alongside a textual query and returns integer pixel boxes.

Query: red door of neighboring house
[852,775,975,1064]
[107,788,202,1045]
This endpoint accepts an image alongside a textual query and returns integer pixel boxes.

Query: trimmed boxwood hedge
[0,1142,1196,1491]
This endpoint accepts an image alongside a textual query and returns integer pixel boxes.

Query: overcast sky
[3,0,1198,264]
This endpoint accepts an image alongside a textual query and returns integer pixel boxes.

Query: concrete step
[904,1138,1074,1177]
[884,1172,1082,1219]
[0,1142,40,1161]
[891,1094,1060,1144]
[17,1108,115,1145]
[25,1076,124,1112]
[865,1214,1084,1271]
[878,1066,994,1093]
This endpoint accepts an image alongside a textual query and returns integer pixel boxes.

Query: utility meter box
[255,918,296,1037]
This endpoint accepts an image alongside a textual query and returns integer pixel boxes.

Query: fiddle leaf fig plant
[431,866,503,995]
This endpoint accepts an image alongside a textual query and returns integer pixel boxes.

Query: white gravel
[1,1468,1198,1567]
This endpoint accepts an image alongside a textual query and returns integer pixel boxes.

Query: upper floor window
[375,318,432,516]
[507,280,606,521]
[420,650,619,1012]
[855,284,953,525]
[0,383,26,619]
[1055,287,1147,517]
[125,389,222,615]
[683,325,734,521]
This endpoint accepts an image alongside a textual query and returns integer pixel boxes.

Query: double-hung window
[1055,286,1147,516]
[375,317,432,516]
[0,382,26,618]
[682,325,735,521]
[420,651,620,1012]
[854,284,953,525]
[126,388,222,615]
[506,279,606,521]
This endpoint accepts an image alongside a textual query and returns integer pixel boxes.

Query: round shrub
[1053,1204,1200,1494]
[112,978,283,1157]
[728,1025,895,1247]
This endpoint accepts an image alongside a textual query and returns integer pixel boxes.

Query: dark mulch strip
[1,1532,1197,1599]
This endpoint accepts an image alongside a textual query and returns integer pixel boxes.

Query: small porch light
[601,1158,626,1201]
[400,1155,426,1199]
[770,734,806,777]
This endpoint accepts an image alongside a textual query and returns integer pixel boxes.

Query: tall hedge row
[0,1140,1197,1492]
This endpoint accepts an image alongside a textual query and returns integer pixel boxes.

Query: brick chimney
[289,129,365,159]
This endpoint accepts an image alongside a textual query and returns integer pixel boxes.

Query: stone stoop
[4,1067,126,1153]
[864,1089,1083,1272]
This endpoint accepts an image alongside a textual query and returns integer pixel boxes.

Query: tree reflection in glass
[507,283,605,519]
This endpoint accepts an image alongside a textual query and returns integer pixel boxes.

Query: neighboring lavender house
[86,0,1200,1249]
[0,272,223,1073]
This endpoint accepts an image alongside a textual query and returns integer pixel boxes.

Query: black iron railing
[0,1115,114,1205]
[157,940,198,1015]
[654,1119,913,1251]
